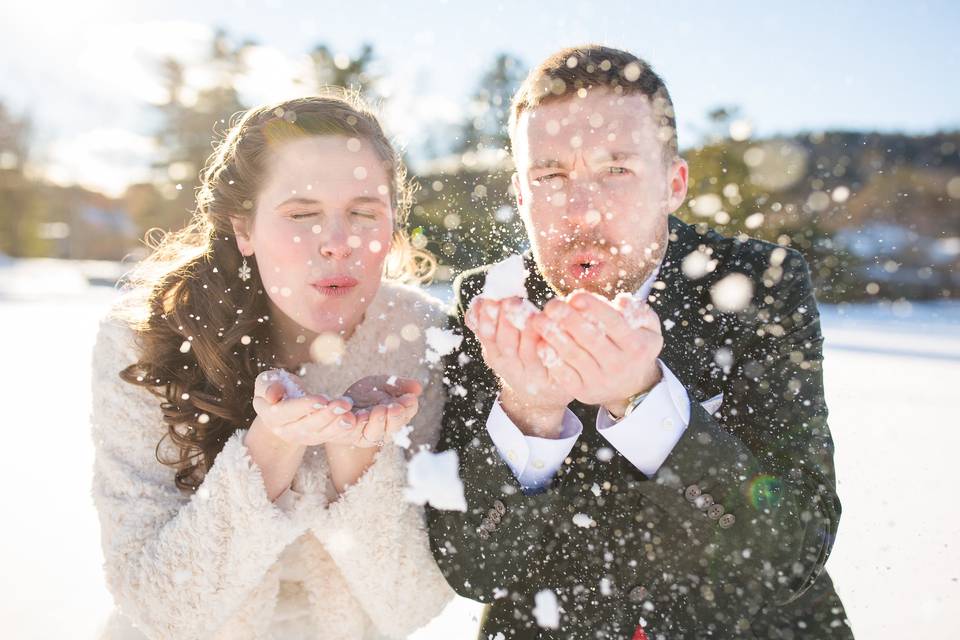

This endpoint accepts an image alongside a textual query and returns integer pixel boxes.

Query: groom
[427,45,852,639]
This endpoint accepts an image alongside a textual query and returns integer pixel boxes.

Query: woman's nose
[318,223,353,259]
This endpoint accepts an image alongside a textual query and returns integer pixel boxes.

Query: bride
[91,89,454,639]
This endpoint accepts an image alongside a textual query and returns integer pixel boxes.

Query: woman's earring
[238,256,252,282]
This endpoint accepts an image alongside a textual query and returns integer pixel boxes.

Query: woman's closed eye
[604,166,630,175]
[289,211,320,220]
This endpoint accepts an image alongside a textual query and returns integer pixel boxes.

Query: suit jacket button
[488,508,502,524]
[707,504,725,520]
[478,528,490,540]
[694,493,714,510]
[494,500,506,515]
[718,513,736,529]
[684,484,702,502]
[628,585,648,602]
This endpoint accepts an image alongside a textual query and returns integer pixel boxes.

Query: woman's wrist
[324,443,378,494]
[244,418,307,501]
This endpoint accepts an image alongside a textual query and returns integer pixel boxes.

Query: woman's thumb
[266,382,285,404]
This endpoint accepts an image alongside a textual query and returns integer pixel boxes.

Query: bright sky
[1,0,957,196]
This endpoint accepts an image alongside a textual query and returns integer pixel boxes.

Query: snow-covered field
[1,261,957,639]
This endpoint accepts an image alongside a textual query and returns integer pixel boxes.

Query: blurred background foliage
[1,30,957,303]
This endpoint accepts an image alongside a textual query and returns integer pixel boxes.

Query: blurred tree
[307,43,379,98]
[151,29,250,233]
[456,53,525,155]
[0,102,46,256]
[408,53,528,278]
[146,33,383,240]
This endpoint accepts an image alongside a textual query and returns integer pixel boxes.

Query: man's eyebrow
[591,150,641,162]
[529,159,564,170]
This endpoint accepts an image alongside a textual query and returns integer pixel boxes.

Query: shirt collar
[634,252,665,302]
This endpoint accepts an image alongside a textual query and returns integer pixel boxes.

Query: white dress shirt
[485,262,717,490]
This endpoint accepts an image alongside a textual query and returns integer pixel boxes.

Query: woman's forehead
[262,136,391,191]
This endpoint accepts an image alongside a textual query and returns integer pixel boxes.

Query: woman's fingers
[252,392,343,427]
[386,376,422,397]
[357,405,389,447]
[254,369,307,399]
[261,382,284,404]
[274,402,356,445]
[386,398,416,433]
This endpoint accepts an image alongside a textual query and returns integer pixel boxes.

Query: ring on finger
[360,431,384,446]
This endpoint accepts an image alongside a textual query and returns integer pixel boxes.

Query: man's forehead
[523,92,655,130]
[514,92,662,162]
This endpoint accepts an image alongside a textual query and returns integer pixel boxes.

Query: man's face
[511,89,688,297]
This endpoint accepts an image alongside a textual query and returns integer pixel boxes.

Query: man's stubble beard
[534,218,669,299]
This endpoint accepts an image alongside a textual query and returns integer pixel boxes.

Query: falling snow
[481,254,528,300]
[710,272,755,312]
[391,424,414,449]
[424,326,463,364]
[404,450,467,511]
[533,589,560,629]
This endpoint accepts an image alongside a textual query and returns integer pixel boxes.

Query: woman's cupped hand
[251,370,422,448]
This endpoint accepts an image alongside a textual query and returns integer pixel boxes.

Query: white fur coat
[90,282,456,640]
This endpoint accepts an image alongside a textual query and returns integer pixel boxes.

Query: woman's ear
[230,216,254,256]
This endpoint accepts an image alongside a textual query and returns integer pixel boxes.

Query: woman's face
[235,134,394,343]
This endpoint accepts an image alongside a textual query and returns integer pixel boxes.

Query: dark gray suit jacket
[427,216,853,639]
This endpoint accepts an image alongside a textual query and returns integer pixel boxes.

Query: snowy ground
[1,261,957,639]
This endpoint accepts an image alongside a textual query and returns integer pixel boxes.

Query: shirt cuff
[596,359,691,477]
[486,395,582,490]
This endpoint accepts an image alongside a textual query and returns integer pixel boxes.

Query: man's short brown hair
[508,44,678,159]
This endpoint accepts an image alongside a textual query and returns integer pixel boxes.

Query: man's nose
[564,178,602,228]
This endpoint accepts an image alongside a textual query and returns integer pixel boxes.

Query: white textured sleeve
[312,444,454,638]
[89,319,324,640]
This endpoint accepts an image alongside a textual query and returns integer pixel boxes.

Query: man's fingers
[494,299,522,356]
[567,291,636,349]
[466,298,497,338]
[536,341,584,393]
[614,294,662,336]
[516,323,548,389]
[532,312,603,380]
[547,299,621,362]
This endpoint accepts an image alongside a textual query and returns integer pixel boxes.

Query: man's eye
[533,173,564,185]
[606,167,629,175]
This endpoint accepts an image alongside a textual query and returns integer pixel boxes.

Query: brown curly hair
[112,88,434,491]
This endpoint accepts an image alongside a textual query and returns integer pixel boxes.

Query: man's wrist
[500,386,568,438]
[602,365,663,420]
